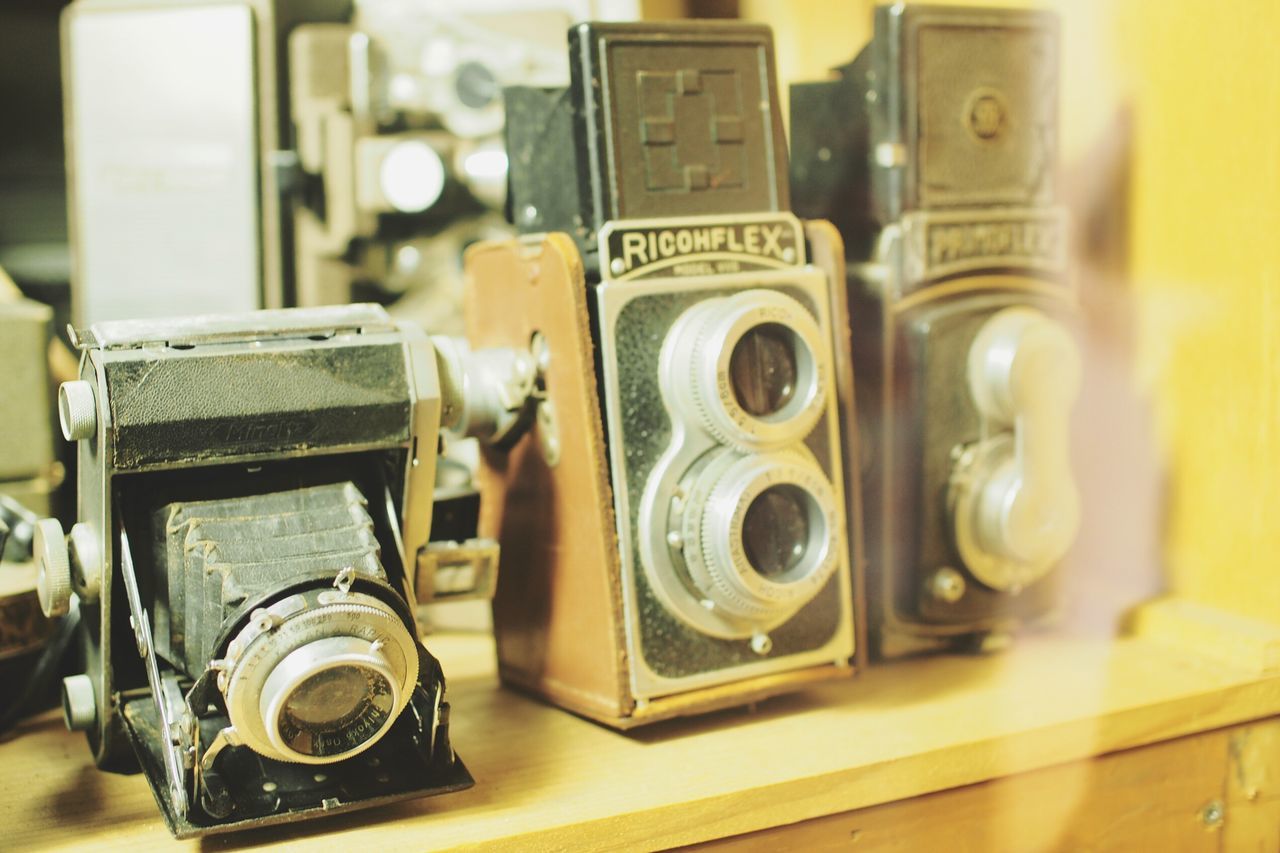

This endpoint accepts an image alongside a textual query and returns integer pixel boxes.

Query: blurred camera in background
[62,0,638,328]
[791,4,1082,659]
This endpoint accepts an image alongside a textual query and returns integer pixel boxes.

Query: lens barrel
[666,290,829,452]
[220,589,419,765]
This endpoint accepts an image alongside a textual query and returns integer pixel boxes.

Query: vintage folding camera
[62,0,633,323]
[464,21,861,728]
[790,5,1081,657]
[26,304,536,836]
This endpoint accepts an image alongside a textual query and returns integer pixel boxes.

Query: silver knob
[68,522,102,602]
[34,518,72,617]
[62,674,97,732]
[58,380,97,442]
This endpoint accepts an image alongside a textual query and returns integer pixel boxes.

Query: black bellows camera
[34,306,473,836]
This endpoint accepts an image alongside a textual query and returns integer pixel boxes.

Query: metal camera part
[220,588,418,765]
[950,306,1081,591]
[600,264,854,697]
[431,335,539,446]
[663,289,828,453]
[660,446,841,636]
[635,287,840,640]
[790,4,1076,653]
[35,305,475,838]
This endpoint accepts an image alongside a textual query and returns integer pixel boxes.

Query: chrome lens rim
[220,590,418,765]
[662,448,840,634]
[671,290,830,451]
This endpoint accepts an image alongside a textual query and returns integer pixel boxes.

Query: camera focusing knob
[67,522,102,602]
[432,336,538,446]
[61,673,97,732]
[58,380,97,442]
[33,517,71,618]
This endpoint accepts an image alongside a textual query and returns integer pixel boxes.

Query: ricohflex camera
[466,21,861,727]
[30,305,532,836]
[790,5,1081,657]
[62,0,628,323]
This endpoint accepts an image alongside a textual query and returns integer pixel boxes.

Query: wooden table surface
[3,629,1279,852]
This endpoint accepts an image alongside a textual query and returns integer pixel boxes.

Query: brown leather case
[464,234,630,722]
[466,228,864,728]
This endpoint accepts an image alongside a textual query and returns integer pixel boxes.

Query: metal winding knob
[58,380,97,442]
[34,517,72,617]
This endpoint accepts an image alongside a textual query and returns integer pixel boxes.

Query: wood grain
[4,631,1280,851]
[690,717,1274,852]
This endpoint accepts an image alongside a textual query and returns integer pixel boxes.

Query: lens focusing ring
[681,449,840,625]
[672,290,829,452]
[220,590,418,765]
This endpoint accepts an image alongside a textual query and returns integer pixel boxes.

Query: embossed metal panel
[908,13,1058,208]
[573,22,789,226]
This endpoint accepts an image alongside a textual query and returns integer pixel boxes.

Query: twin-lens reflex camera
[31,304,535,836]
[467,20,862,727]
[790,4,1082,657]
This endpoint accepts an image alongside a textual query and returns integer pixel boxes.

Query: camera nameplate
[598,212,806,281]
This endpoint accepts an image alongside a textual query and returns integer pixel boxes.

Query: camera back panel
[791,4,1060,257]
[577,25,789,220]
[905,9,1059,211]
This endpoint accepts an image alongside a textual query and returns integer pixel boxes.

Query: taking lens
[276,663,395,758]
[741,484,812,579]
[225,593,418,765]
[729,323,799,417]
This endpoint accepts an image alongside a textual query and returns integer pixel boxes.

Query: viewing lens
[741,484,812,579]
[729,323,799,417]
[276,664,394,758]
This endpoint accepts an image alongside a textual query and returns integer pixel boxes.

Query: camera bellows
[153,482,383,678]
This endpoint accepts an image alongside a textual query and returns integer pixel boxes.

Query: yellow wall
[1115,2,1280,624]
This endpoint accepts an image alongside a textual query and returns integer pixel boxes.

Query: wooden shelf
[4,630,1280,850]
